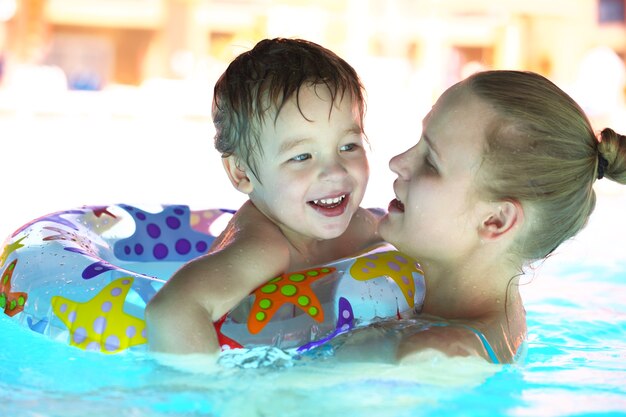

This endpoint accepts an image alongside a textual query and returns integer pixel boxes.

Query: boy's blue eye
[291,153,311,162]
[340,143,358,152]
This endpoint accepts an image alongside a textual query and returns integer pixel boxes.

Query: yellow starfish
[0,236,26,268]
[350,251,423,308]
[51,277,147,354]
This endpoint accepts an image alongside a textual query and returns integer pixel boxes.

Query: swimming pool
[1,191,625,417]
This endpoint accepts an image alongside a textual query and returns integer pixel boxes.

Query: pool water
[1,189,626,417]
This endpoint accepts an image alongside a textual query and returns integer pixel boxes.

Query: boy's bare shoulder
[218,201,291,268]
[212,201,289,250]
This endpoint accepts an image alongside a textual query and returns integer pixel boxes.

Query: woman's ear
[478,200,523,241]
[222,156,253,194]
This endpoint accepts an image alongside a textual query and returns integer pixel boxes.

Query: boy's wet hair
[212,38,366,180]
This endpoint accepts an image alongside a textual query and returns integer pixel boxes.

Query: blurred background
[1,0,626,242]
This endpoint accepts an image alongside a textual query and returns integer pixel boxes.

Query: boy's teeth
[313,195,345,206]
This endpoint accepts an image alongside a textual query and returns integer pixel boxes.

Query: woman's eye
[290,153,311,162]
[425,157,438,173]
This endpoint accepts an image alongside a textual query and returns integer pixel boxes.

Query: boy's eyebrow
[346,125,364,135]
[277,125,363,155]
[278,138,311,155]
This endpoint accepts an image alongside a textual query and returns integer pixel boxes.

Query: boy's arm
[146,215,290,355]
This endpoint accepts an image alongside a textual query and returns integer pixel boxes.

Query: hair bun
[597,127,626,183]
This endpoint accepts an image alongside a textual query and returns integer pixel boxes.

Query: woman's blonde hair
[466,70,626,261]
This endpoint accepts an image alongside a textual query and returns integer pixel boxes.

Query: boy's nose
[319,159,348,181]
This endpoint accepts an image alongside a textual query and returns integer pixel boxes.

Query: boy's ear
[478,200,523,241]
[222,156,253,194]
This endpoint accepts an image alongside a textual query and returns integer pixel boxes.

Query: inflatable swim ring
[0,204,425,354]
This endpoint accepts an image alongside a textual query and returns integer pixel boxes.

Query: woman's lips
[388,198,405,213]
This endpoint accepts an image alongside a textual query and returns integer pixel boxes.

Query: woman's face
[379,83,497,265]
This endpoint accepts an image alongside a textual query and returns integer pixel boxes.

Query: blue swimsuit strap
[455,324,500,364]
[430,322,500,364]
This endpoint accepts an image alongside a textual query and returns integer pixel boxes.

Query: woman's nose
[389,146,414,179]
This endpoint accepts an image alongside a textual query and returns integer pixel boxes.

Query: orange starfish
[247,266,335,334]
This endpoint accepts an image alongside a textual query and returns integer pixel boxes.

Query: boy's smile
[244,83,369,241]
[308,193,349,216]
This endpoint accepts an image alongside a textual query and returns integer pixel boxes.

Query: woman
[366,70,626,364]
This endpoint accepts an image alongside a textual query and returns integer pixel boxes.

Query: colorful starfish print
[350,251,423,308]
[43,226,98,257]
[247,266,336,334]
[296,297,355,353]
[80,206,120,234]
[51,277,147,354]
[1,259,28,317]
[114,205,214,262]
[12,209,85,237]
[42,227,137,281]
[0,236,26,268]
[89,206,117,219]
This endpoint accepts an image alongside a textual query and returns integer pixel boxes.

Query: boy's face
[247,83,369,241]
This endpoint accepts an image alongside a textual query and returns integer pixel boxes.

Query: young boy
[146,38,382,355]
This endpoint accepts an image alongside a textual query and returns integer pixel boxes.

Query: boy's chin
[311,220,351,240]
[313,228,347,241]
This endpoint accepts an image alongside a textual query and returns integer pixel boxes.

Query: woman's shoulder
[397,313,525,364]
